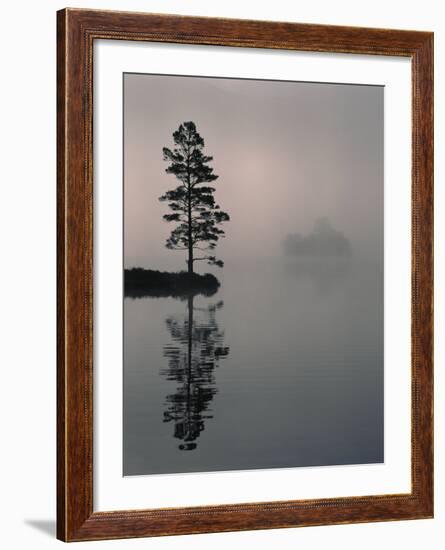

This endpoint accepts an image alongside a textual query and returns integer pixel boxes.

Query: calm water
[123,258,383,476]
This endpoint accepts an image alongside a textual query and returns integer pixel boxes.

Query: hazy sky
[124,73,383,269]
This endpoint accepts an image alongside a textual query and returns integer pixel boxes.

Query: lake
[123,257,383,476]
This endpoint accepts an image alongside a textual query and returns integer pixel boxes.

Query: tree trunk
[187,242,193,274]
[187,167,193,274]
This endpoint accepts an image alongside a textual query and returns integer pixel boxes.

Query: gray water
[123,258,383,476]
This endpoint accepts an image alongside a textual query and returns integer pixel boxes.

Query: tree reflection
[162,296,229,450]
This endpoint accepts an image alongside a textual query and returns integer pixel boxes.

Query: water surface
[124,258,383,475]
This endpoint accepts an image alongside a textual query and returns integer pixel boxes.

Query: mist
[124,73,383,270]
[123,73,384,474]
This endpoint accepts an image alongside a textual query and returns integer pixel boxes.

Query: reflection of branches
[161,296,229,450]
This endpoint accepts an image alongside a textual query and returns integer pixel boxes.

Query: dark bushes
[124,268,220,298]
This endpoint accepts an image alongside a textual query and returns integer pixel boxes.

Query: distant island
[124,268,220,298]
[283,218,352,258]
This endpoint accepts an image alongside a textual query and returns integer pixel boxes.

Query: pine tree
[160,121,229,273]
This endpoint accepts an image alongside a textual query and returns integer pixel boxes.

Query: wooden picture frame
[57,8,433,542]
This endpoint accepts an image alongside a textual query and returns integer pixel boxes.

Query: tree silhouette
[162,297,229,450]
[160,121,230,274]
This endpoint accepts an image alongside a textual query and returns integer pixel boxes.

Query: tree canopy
[159,121,229,273]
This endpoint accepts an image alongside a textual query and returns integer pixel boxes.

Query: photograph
[123,73,384,476]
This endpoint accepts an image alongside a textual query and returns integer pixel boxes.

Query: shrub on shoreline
[124,268,220,298]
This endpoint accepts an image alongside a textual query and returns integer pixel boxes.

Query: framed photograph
[57,8,433,542]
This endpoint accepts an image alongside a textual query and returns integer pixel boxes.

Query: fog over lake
[123,74,384,475]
